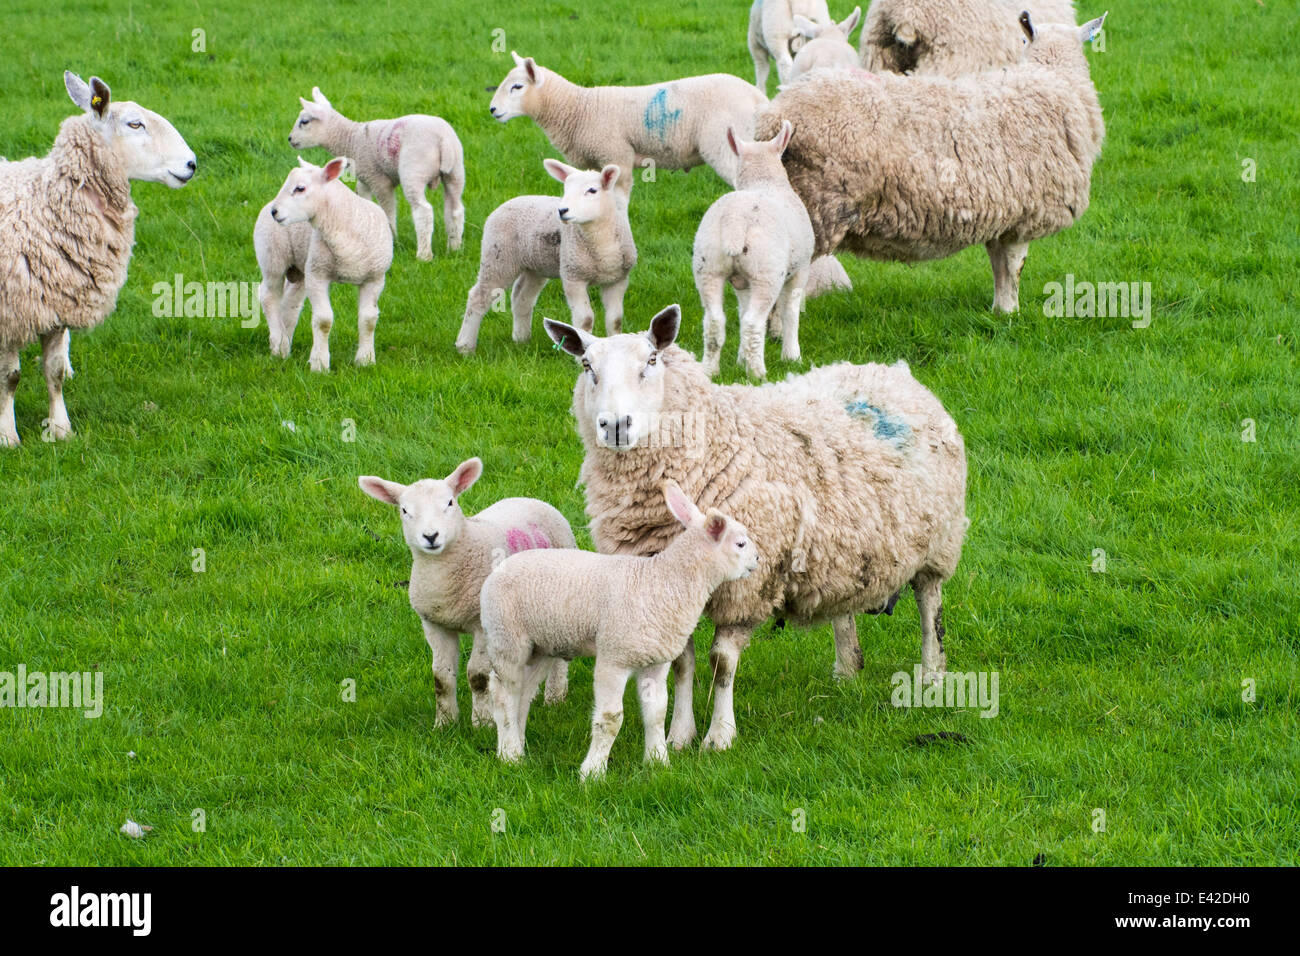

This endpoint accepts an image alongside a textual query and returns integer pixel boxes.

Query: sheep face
[269,156,347,225]
[64,72,196,187]
[358,459,483,557]
[288,87,335,150]
[542,160,620,225]
[489,52,544,122]
[544,305,682,452]
[664,481,759,583]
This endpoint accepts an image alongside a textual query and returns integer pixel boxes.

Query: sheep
[860,0,1077,76]
[789,6,864,80]
[748,0,834,91]
[455,160,635,355]
[255,156,393,371]
[692,120,814,379]
[488,52,767,193]
[359,458,574,728]
[757,12,1107,313]
[543,305,968,752]
[288,87,465,261]
[482,480,757,779]
[0,71,195,448]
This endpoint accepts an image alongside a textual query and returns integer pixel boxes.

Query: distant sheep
[748,0,835,90]
[789,6,863,80]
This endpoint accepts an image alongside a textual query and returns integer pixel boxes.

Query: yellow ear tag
[91,95,103,108]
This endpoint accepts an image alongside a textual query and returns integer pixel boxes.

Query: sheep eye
[511,84,523,92]
[127,120,144,130]
[299,118,310,127]
[400,507,408,516]
[293,185,305,194]
[586,187,597,195]
[447,499,454,509]
[647,352,658,367]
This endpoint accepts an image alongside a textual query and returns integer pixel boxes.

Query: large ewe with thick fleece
[748,0,835,90]
[483,481,756,779]
[489,52,766,193]
[255,156,393,371]
[0,72,195,447]
[860,0,1077,76]
[758,13,1107,312]
[288,87,465,261]
[359,458,573,728]
[544,305,968,752]
[455,160,635,354]
[789,6,863,80]
[693,121,814,379]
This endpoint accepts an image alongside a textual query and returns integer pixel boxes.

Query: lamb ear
[299,97,314,110]
[297,155,313,168]
[726,127,741,157]
[648,305,681,350]
[511,50,525,67]
[322,157,347,181]
[842,7,862,36]
[704,511,728,543]
[543,158,574,183]
[600,164,621,190]
[446,458,483,497]
[1019,10,1035,42]
[359,476,405,506]
[311,86,331,108]
[544,318,593,358]
[523,57,540,84]
[663,481,702,528]
[771,120,793,155]
[1080,12,1106,44]
[88,77,111,118]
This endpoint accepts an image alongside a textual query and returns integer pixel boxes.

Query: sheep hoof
[644,745,669,766]
[543,686,568,706]
[309,356,329,373]
[578,760,607,781]
[470,706,494,729]
[921,668,947,687]
[667,720,696,750]
[354,351,376,367]
[0,432,20,449]
[433,708,459,728]
[455,340,476,357]
[416,249,433,262]
[701,725,737,752]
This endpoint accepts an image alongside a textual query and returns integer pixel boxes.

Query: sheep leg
[0,347,19,447]
[599,277,629,335]
[701,624,753,752]
[399,167,435,262]
[561,278,596,333]
[667,636,697,750]
[467,630,494,727]
[580,657,632,780]
[39,327,72,441]
[60,328,74,379]
[543,657,569,705]
[457,261,517,354]
[509,272,547,343]
[441,167,466,252]
[913,572,948,685]
[697,272,728,378]
[489,662,526,762]
[987,238,1029,313]
[278,280,307,356]
[259,276,286,356]
[515,655,552,743]
[370,179,399,239]
[305,276,333,373]
[637,662,671,766]
[355,276,384,367]
[832,614,864,679]
[778,269,807,362]
[739,281,780,379]
[750,38,771,91]
[420,619,461,727]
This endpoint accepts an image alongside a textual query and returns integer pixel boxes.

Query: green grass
[1,0,1297,865]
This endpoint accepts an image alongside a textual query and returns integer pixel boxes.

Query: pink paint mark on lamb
[505,525,553,554]
[382,120,405,162]
[528,524,552,549]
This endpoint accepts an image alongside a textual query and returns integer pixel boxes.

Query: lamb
[455,160,635,355]
[0,71,195,447]
[482,481,756,779]
[255,156,393,371]
[358,458,573,728]
[757,12,1107,313]
[692,121,814,379]
[488,52,767,193]
[860,0,1077,76]
[748,0,835,90]
[789,6,864,80]
[544,305,968,752]
[288,87,465,261]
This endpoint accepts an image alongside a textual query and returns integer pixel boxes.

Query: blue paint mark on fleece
[845,400,911,446]
[643,88,682,142]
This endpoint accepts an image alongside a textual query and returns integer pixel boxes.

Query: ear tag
[91,95,103,108]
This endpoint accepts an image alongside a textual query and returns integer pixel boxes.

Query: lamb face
[544,160,620,225]
[358,459,482,557]
[488,53,542,122]
[64,73,195,187]
[268,157,346,224]
[288,88,334,150]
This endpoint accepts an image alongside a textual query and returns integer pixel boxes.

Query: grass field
[1,0,1297,865]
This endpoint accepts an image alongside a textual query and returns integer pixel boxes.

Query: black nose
[186,159,196,172]
[423,532,440,547]
[288,135,294,143]
[270,207,278,217]
[558,207,569,218]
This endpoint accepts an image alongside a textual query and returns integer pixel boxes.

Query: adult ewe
[544,305,968,752]
[0,72,195,447]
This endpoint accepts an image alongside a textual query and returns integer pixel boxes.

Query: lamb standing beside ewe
[860,0,1077,76]
[482,480,756,779]
[545,305,968,752]
[359,458,573,728]
[789,6,863,80]
[0,71,195,447]
[692,121,814,379]
[288,87,465,261]
[255,156,393,371]
[758,13,1107,312]
[748,0,834,90]
[455,160,635,354]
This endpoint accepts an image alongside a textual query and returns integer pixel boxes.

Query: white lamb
[0,71,195,447]
[359,458,573,728]
[748,0,835,90]
[254,156,393,371]
[789,6,864,80]
[288,87,465,261]
[693,121,814,379]
[488,52,767,193]
[482,480,756,779]
[455,160,635,355]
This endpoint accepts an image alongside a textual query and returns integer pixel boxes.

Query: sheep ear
[772,120,793,155]
[663,481,702,528]
[704,512,728,543]
[726,127,740,157]
[543,158,573,183]
[311,86,331,108]
[446,458,483,497]
[600,164,621,191]
[791,15,819,39]
[64,71,92,112]
[1080,12,1106,44]
[523,57,540,84]
[842,7,862,36]
[297,155,312,168]
[544,318,594,358]
[511,50,525,67]
[88,77,111,118]
[648,305,680,350]
[359,476,405,506]
[322,157,347,181]
[1019,11,1035,42]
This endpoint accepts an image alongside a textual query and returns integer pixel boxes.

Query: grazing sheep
[288,87,465,261]
[757,12,1107,313]
[488,52,767,192]
[255,156,393,371]
[482,480,756,779]
[692,121,814,379]
[544,305,968,752]
[359,458,574,728]
[860,0,1077,76]
[748,0,834,90]
[0,71,195,447]
[455,160,635,355]
[789,6,863,80]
